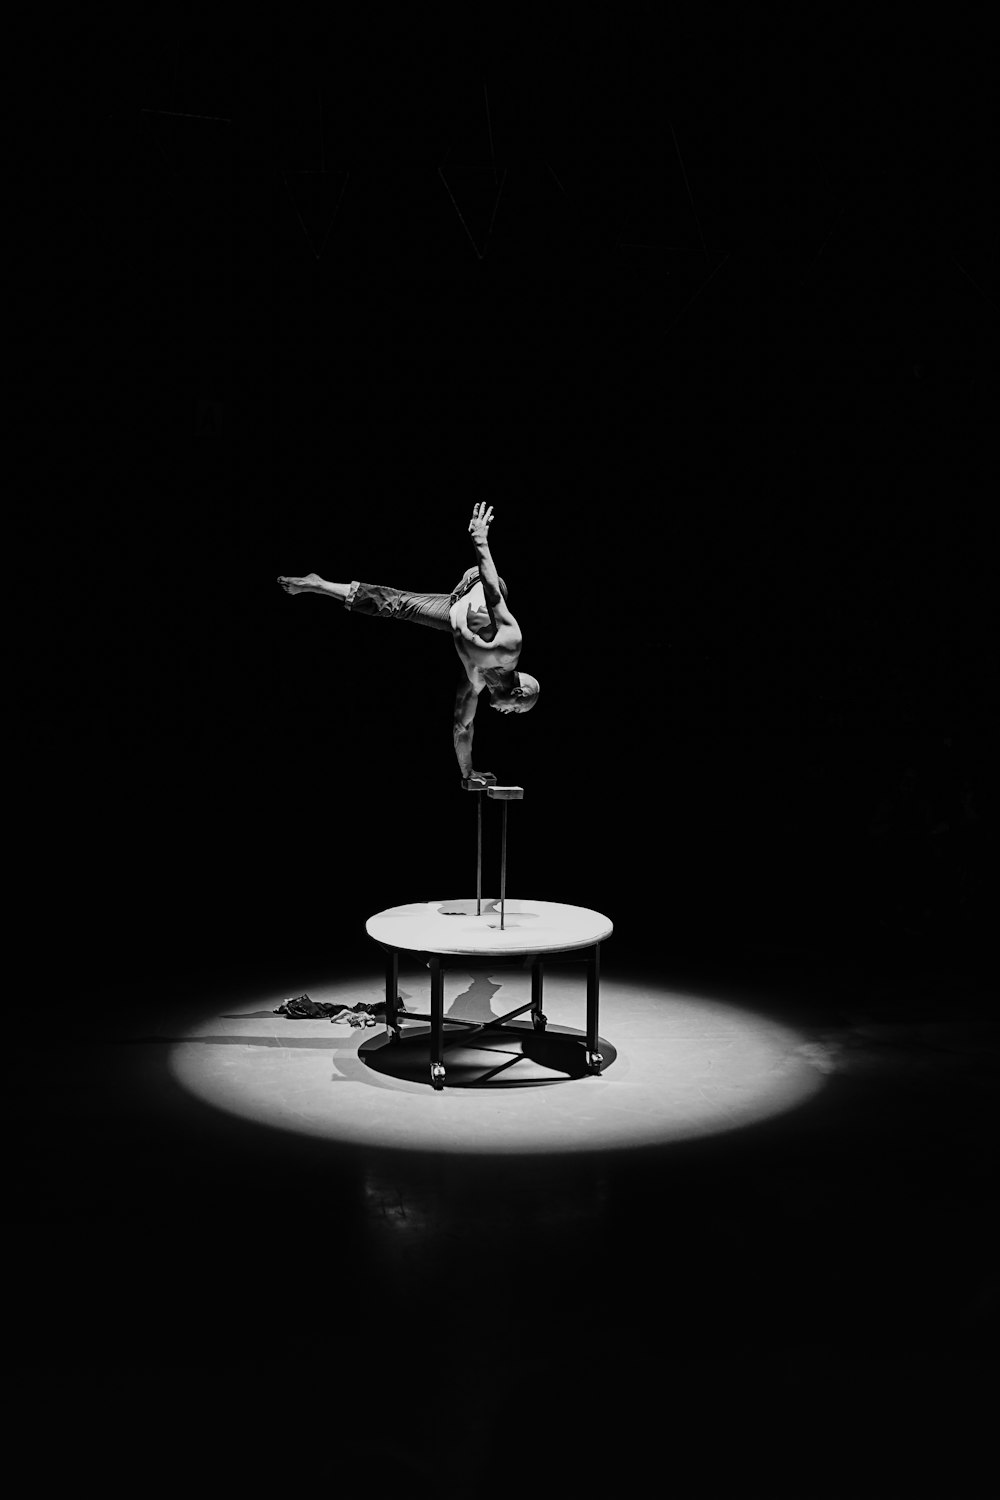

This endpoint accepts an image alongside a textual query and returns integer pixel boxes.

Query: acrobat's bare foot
[277,574,323,595]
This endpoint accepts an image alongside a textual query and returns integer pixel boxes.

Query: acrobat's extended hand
[464,770,497,789]
[468,502,494,546]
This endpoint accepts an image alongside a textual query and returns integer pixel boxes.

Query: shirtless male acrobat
[277,503,540,786]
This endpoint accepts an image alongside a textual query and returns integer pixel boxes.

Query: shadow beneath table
[358,1020,617,1088]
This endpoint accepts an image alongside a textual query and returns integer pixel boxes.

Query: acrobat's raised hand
[468,502,494,545]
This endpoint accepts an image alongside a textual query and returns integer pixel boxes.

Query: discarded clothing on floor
[333,1009,378,1028]
[274,993,400,1027]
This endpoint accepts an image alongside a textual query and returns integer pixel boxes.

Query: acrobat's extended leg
[277,574,352,601]
[278,573,506,623]
[279,575,456,631]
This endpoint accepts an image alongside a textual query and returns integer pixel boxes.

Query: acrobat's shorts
[344,567,508,632]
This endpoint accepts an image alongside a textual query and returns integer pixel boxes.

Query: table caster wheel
[586,1050,604,1074]
[532,1011,548,1032]
[430,1062,446,1089]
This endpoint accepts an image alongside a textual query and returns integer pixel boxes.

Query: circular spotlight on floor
[167,968,827,1155]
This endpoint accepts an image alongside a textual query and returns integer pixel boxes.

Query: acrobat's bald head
[490,672,540,715]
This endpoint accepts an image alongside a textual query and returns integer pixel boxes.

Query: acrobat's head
[490,672,540,715]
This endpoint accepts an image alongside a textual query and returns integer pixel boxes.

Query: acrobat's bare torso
[449,578,522,691]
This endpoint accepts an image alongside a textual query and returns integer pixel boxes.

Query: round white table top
[365,898,613,957]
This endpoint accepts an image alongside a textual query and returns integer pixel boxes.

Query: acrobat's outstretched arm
[468,504,518,631]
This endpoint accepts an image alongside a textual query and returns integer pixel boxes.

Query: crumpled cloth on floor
[274,994,401,1027]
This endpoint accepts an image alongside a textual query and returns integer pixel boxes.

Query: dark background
[10,19,998,1474]
[26,15,996,998]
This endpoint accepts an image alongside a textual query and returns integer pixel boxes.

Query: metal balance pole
[487,786,524,931]
[462,774,497,914]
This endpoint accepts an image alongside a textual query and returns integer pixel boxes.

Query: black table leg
[586,943,604,1073]
[384,947,400,1042]
[531,956,546,1031]
[429,955,446,1088]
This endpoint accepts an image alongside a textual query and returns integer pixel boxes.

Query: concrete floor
[9,941,995,1485]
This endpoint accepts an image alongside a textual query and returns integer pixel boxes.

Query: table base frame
[377,945,605,1090]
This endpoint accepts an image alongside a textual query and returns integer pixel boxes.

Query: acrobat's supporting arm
[452,677,483,778]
